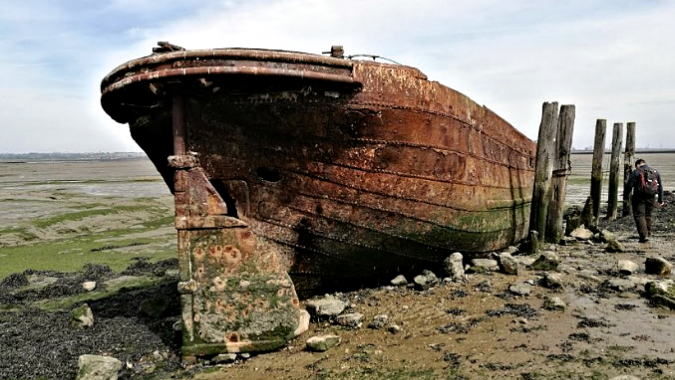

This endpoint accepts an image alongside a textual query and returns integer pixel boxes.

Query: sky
[1,0,674,153]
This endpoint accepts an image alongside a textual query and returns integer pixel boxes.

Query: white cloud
[2,0,675,152]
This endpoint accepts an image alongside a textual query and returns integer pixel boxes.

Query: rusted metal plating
[170,97,307,358]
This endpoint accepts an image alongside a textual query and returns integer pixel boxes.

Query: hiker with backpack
[623,158,664,242]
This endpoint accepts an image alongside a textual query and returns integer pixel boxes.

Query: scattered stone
[628,276,650,287]
[509,283,532,296]
[610,376,641,380]
[306,335,341,352]
[306,295,346,318]
[239,353,251,359]
[503,246,519,255]
[600,229,617,242]
[498,252,519,275]
[76,355,122,380]
[413,270,439,290]
[476,279,492,292]
[388,324,401,334]
[618,260,639,275]
[335,313,364,328]
[390,275,407,286]
[531,251,560,271]
[443,252,465,282]
[71,304,94,329]
[368,314,389,329]
[542,273,564,289]
[291,309,310,338]
[644,280,675,309]
[82,281,97,292]
[213,353,237,364]
[518,256,537,267]
[604,278,636,292]
[570,227,594,241]
[543,297,566,311]
[470,259,499,272]
[645,257,672,277]
[606,239,626,253]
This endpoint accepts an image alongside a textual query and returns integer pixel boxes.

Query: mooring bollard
[545,105,575,244]
[622,122,636,216]
[590,119,606,221]
[529,101,559,253]
[606,123,623,220]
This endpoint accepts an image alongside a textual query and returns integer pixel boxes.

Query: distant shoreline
[571,149,675,154]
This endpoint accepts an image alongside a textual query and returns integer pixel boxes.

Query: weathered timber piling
[606,123,623,220]
[590,119,607,220]
[545,105,575,244]
[529,101,559,253]
[622,122,636,216]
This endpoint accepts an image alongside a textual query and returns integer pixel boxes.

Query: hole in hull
[255,167,281,183]
[210,180,239,218]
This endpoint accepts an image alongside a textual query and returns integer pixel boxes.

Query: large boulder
[76,355,122,380]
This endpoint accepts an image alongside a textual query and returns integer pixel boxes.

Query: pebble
[306,335,341,352]
[543,296,566,311]
[498,252,519,275]
[413,270,439,290]
[388,324,401,334]
[82,281,97,292]
[335,313,364,328]
[509,283,532,296]
[443,252,465,282]
[542,273,564,289]
[306,295,346,318]
[618,260,639,275]
[645,257,672,277]
[390,275,407,286]
[368,314,389,329]
[71,304,94,329]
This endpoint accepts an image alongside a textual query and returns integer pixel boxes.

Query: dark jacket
[623,164,663,203]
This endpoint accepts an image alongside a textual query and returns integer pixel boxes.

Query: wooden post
[545,105,575,243]
[622,122,636,216]
[590,119,606,220]
[528,101,559,253]
[606,123,623,220]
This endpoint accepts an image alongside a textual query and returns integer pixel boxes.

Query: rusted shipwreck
[100,43,536,359]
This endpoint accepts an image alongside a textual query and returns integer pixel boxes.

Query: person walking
[623,158,664,242]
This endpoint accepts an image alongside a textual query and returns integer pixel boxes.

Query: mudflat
[2,155,675,380]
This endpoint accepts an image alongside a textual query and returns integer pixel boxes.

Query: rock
[503,246,519,255]
[498,252,519,275]
[606,239,626,253]
[368,314,389,329]
[604,278,636,292]
[542,273,564,289]
[335,313,364,328]
[600,229,617,242]
[559,236,578,246]
[76,355,122,380]
[390,275,407,286]
[388,324,401,334]
[239,353,251,359]
[518,256,537,267]
[570,227,594,240]
[71,304,94,329]
[543,296,566,311]
[306,295,346,318]
[644,279,675,309]
[82,281,97,292]
[139,296,171,318]
[565,215,582,236]
[413,270,439,290]
[290,310,310,338]
[617,260,639,275]
[610,376,640,380]
[470,259,499,272]
[645,257,672,277]
[213,353,237,364]
[579,197,597,231]
[531,251,560,271]
[443,252,465,282]
[628,276,650,287]
[509,283,532,296]
[306,335,341,352]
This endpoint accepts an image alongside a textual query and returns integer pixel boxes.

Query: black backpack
[636,167,659,197]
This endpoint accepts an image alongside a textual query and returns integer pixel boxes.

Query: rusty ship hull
[102,47,535,294]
